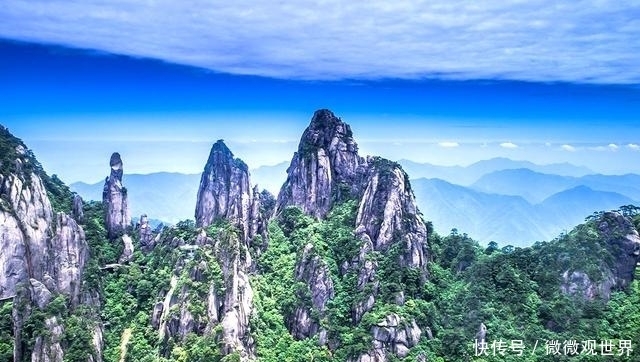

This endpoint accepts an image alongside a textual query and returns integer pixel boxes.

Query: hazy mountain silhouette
[398,157,593,186]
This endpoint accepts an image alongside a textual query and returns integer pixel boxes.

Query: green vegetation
[252,204,640,361]
[0,300,13,361]
[3,128,640,361]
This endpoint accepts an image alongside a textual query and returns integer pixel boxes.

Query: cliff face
[287,243,334,342]
[356,157,428,271]
[276,109,364,219]
[0,128,101,362]
[277,111,428,360]
[195,140,267,247]
[102,152,130,238]
[155,229,255,360]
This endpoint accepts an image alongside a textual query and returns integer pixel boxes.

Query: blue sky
[1,1,639,183]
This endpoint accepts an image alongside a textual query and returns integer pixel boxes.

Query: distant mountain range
[472,169,640,203]
[413,178,637,246]
[399,157,594,185]
[70,158,638,246]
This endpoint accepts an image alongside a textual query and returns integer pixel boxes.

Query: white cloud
[500,142,518,149]
[0,1,638,83]
[438,141,459,148]
[561,144,576,152]
[628,143,640,150]
[608,143,619,150]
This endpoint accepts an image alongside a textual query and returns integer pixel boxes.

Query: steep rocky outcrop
[561,211,640,300]
[356,157,428,272]
[354,314,422,361]
[0,128,101,361]
[276,109,364,219]
[156,140,272,360]
[195,140,267,247]
[0,170,53,300]
[348,314,422,362]
[102,152,130,238]
[156,220,256,360]
[277,110,429,360]
[72,194,84,222]
[138,214,155,252]
[49,213,89,306]
[287,243,334,342]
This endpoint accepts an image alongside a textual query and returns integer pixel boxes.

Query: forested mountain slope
[1,113,639,362]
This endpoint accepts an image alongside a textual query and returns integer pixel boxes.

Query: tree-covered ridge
[250,202,640,361]
[422,209,640,361]
[4,181,639,361]
[2,121,640,362]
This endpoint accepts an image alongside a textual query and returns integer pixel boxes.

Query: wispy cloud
[1,1,638,83]
[628,143,640,150]
[500,142,518,149]
[561,144,576,152]
[590,143,626,151]
[438,141,459,148]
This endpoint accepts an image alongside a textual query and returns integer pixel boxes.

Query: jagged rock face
[195,140,267,247]
[276,109,364,219]
[249,186,271,251]
[102,152,130,238]
[352,314,421,362]
[31,316,64,362]
[0,172,53,298]
[49,213,88,306]
[277,110,429,360]
[356,157,428,271]
[72,194,84,222]
[287,243,334,341]
[597,211,640,288]
[0,208,26,299]
[119,234,134,263]
[138,214,155,252]
[0,137,98,361]
[561,211,640,300]
[160,140,265,360]
[215,232,255,358]
[158,232,255,360]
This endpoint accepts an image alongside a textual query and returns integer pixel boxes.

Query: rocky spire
[191,140,272,360]
[102,152,131,238]
[195,141,251,231]
[195,140,268,246]
[276,109,364,219]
